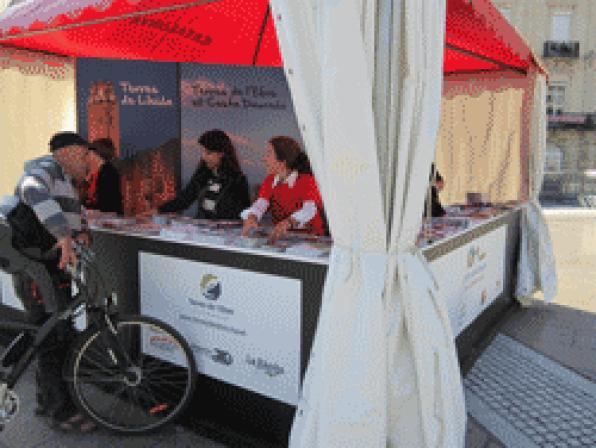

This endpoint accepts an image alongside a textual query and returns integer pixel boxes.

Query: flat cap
[49,132,89,152]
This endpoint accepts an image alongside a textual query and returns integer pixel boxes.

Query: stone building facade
[492,0,596,205]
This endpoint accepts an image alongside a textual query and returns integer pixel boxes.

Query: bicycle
[0,220,197,434]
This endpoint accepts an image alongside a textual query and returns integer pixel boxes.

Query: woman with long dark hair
[157,129,250,220]
[241,136,326,243]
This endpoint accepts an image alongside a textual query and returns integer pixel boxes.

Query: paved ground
[465,211,596,447]
[464,299,595,448]
[0,364,224,448]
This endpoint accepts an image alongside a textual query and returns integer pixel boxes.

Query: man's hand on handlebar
[55,236,77,271]
[75,231,92,247]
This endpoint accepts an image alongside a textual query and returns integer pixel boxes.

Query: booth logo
[467,246,487,268]
[200,274,221,301]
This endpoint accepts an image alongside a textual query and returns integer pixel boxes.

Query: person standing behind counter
[241,136,326,243]
[156,130,250,220]
[84,138,123,215]
[424,164,446,218]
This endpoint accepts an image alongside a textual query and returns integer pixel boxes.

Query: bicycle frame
[0,296,87,389]
[0,240,137,392]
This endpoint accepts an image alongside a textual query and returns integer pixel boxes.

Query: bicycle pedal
[148,403,169,415]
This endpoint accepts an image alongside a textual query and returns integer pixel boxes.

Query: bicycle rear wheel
[67,314,196,434]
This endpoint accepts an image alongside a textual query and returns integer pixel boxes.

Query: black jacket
[159,166,250,220]
[88,162,123,215]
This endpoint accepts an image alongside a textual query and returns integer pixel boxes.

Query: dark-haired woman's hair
[429,163,443,182]
[198,129,241,175]
[269,136,312,174]
[90,138,117,161]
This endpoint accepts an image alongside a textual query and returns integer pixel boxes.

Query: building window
[545,144,563,173]
[546,85,565,116]
[551,11,571,41]
[498,6,512,23]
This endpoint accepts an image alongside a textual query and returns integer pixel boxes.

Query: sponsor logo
[189,344,233,366]
[246,355,285,378]
[200,274,221,301]
[212,349,233,366]
[149,334,178,352]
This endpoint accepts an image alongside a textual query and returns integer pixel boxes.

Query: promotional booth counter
[0,0,557,446]
[81,201,522,441]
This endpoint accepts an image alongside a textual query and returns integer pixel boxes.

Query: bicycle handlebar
[20,241,112,309]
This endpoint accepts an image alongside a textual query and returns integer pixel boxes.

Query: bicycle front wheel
[67,314,197,434]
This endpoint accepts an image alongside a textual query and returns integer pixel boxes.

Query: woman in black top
[85,138,123,215]
[424,164,446,218]
[158,130,250,220]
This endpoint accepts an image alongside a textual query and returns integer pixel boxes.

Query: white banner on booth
[428,226,507,335]
[139,252,302,405]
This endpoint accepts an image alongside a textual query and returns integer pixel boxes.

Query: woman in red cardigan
[241,136,326,243]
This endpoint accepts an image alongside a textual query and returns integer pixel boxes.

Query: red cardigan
[258,173,325,235]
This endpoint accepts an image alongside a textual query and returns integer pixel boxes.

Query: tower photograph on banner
[77,58,181,215]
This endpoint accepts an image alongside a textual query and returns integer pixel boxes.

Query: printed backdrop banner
[180,64,303,209]
[77,58,181,215]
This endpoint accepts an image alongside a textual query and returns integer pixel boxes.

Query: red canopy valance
[0,0,541,74]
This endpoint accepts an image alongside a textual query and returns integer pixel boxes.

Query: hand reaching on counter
[268,219,292,245]
[241,214,259,237]
[139,208,158,217]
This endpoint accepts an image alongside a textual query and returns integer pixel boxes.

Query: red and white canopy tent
[0,1,556,447]
[0,0,538,72]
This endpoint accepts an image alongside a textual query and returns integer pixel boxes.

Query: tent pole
[252,5,270,66]
[445,43,527,75]
[0,0,218,41]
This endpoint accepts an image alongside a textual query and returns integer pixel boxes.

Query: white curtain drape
[383,0,465,446]
[271,1,466,446]
[515,73,557,301]
[270,2,389,446]
[0,46,75,196]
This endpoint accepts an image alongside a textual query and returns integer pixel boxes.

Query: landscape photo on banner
[77,58,181,215]
[180,63,304,215]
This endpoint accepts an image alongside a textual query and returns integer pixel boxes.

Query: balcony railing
[548,113,595,130]
[543,41,580,58]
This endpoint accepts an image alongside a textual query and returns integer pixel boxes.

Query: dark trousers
[12,265,76,420]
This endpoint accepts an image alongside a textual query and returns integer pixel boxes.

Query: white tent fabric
[271,0,465,446]
[383,0,465,445]
[0,46,75,196]
[270,2,389,446]
[515,73,558,301]
[435,75,527,205]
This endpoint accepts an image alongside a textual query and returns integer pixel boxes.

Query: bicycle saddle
[0,217,61,314]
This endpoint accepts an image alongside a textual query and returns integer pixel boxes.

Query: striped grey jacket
[14,155,82,240]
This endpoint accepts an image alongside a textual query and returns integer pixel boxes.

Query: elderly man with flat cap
[6,131,98,431]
